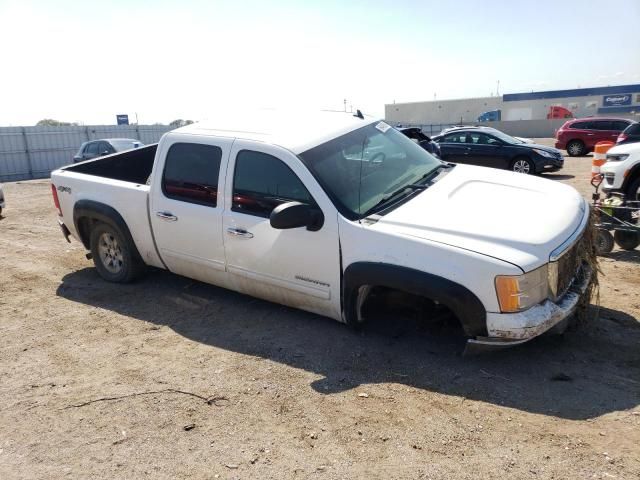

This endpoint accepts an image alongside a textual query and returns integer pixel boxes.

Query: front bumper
[465,266,592,354]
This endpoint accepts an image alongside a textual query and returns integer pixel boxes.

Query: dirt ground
[0,147,639,479]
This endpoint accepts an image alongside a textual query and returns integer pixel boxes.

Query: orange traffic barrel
[592,141,614,183]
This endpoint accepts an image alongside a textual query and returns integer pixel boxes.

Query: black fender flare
[621,162,640,194]
[73,200,143,262]
[342,262,487,337]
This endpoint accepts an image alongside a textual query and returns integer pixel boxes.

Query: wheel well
[357,286,466,335]
[76,216,98,249]
[343,262,487,337]
[621,164,640,194]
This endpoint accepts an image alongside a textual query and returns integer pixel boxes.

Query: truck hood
[373,164,587,271]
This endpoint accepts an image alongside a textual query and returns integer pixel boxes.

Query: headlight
[533,148,555,158]
[606,154,629,162]
[495,264,548,313]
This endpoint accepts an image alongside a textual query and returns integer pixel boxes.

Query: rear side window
[162,143,222,207]
[592,121,613,130]
[443,133,468,143]
[570,121,591,130]
[232,150,313,218]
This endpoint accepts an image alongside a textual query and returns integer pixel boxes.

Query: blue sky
[0,0,639,125]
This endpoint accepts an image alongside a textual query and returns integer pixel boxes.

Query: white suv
[601,142,640,200]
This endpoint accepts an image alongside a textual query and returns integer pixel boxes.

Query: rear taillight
[617,133,628,144]
[51,183,62,216]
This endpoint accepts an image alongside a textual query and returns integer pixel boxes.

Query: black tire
[614,230,640,251]
[566,140,585,157]
[626,176,640,202]
[511,157,535,174]
[595,229,614,255]
[89,222,145,283]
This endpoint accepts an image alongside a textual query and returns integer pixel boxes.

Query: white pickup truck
[51,111,592,352]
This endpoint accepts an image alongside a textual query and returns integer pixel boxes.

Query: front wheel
[566,140,585,157]
[89,222,145,283]
[511,158,535,174]
[614,230,640,251]
[595,229,614,255]
[626,176,640,202]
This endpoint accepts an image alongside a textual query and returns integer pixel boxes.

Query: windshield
[111,139,144,151]
[299,122,442,219]
[488,129,522,144]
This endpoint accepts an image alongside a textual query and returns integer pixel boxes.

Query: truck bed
[64,144,157,185]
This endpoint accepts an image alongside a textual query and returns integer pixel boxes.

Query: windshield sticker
[375,122,391,133]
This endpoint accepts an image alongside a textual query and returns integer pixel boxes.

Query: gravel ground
[0,146,638,479]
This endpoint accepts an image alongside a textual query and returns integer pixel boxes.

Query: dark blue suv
[432,127,564,174]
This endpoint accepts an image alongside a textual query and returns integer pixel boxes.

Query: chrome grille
[549,233,585,301]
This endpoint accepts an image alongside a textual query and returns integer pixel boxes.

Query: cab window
[162,143,222,207]
[232,150,313,218]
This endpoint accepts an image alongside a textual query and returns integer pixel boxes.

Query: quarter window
[611,121,630,131]
[162,143,222,207]
[232,150,313,218]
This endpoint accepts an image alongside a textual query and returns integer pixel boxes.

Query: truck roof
[173,110,375,154]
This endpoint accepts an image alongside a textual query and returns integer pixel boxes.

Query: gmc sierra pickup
[51,110,593,352]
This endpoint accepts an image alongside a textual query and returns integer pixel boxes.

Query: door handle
[227,227,254,238]
[156,211,178,221]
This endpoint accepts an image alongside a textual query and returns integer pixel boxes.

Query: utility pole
[496,80,500,96]
[343,99,347,112]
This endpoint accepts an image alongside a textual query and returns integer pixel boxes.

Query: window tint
[232,150,312,218]
[162,143,221,207]
[85,142,99,154]
[98,141,112,154]
[625,123,640,135]
[466,133,500,145]
[443,133,467,143]
[592,121,613,130]
[570,121,591,130]
[612,121,631,131]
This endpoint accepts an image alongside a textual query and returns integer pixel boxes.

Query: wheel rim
[568,143,581,155]
[98,232,124,274]
[513,160,530,173]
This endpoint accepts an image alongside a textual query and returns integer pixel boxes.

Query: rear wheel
[595,229,614,255]
[89,222,145,283]
[566,140,585,157]
[614,230,640,251]
[511,157,535,174]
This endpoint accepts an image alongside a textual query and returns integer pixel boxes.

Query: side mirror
[102,150,110,155]
[270,201,324,232]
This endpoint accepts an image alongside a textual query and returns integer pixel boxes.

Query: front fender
[342,262,487,337]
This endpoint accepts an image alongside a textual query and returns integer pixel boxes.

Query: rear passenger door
[149,136,232,287]
[591,120,618,144]
[464,133,509,169]
[438,133,470,164]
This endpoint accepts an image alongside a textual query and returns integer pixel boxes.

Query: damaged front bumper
[465,266,592,355]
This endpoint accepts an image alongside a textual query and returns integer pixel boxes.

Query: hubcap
[98,232,124,274]
[513,160,530,173]
[568,143,581,155]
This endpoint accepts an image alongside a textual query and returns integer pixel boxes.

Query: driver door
[221,140,341,320]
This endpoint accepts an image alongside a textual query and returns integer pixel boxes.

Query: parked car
[51,110,592,352]
[0,183,5,216]
[555,118,633,156]
[397,127,441,157]
[616,122,640,146]
[440,125,533,144]
[432,127,564,174]
[73,138,144,163]
[601,142,640,201]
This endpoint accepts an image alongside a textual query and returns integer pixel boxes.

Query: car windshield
[487,129,523,144]
[110,139,143,151]
[299,122,443,219]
